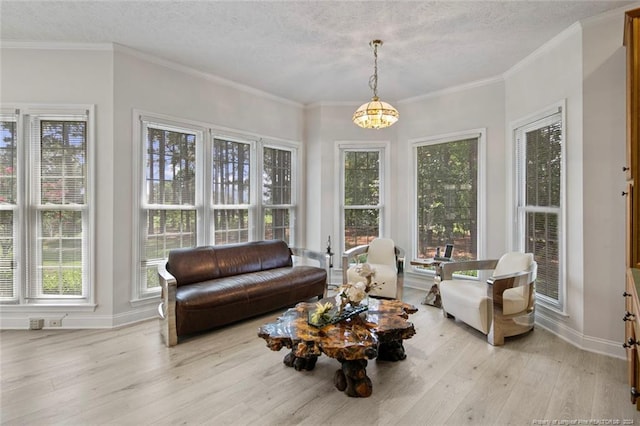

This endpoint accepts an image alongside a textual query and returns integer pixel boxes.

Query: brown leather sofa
[158,240,328,346]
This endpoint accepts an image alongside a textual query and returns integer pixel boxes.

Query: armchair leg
[487,323,504,346]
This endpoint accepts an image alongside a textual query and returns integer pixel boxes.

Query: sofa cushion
[175,265,326,336]
[213,240,292,277]
[166,240,294,287]
[167,246,219,286]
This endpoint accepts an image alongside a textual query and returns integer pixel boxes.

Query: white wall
[0,44,305,327]
[111,47,305,322]
[503,6,630,357]
[504,23,586,340]
[581,11,628,349]
[395,79,507,267]
[303,103,394,256]
[0,46,116,327]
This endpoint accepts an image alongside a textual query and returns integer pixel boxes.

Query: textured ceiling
[0,0,636,105]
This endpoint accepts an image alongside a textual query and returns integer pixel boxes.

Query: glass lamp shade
[352,97,399,129]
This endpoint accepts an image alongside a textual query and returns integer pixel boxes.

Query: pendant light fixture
[352,39,399,129]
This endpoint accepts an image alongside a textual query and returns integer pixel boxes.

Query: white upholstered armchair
[341,238,405,300]
[439,252,537,346]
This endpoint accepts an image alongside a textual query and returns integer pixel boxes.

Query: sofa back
[166,240,293,286]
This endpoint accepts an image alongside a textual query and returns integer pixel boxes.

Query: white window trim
[260,141,298,244]
[133,116,205,301]
[1,104,96,309]
[0,109,21,305]
[210,133,257,243]
[508,101,567,314]
[335,141,391,255]
[409,129,487,277]
[131,110,301,303]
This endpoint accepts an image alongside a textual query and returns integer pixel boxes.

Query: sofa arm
[290,247,329,269]
[290,247,330,296]
[158,262,178,347]
[441,259,499,280]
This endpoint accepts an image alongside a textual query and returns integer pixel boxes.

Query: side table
[410,258,445,307]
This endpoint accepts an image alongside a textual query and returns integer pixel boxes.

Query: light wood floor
[2,287,640,425]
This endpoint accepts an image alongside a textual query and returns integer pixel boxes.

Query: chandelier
[352,40,399,129]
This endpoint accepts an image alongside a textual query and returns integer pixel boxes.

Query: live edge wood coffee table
[258,297,417,397]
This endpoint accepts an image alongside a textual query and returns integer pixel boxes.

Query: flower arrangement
[335,263,382,311]
[308,263,383,326]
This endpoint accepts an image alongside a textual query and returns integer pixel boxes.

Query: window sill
[130,294,160,308]
[535,299,569,318]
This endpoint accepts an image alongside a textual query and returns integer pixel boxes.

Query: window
[514,108,564,308]
[139,122,200,294]
[0,112,18,300]
[0,107,94,304]
[263,146,294,243]
[341,147,385,252]
[135,114,297,298]
[413,132,483,264]
[211,138,252,244]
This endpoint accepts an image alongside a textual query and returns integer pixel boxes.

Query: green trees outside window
[343,150,381,251]
[415,137,478,262]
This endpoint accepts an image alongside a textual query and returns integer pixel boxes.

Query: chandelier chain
[369,42,379,98]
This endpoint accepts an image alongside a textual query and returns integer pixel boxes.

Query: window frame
[0,105,95,307]
[511,103,566,312]
[132,111,300,301]
[0,109,21,303]
[410,129,487,276]
[209,134,256,245]
[135,117,205,300]
[260,142,298,244]
[336,141,390,255]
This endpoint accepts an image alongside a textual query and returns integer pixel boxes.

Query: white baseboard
[0,304,159,330]
[534,309,626,360]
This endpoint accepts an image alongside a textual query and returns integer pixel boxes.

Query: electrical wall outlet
[29,318,44,330]
[49,319,62,327]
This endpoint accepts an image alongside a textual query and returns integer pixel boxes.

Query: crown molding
[397,75,504,105]
[502,21,582,80]
[1,41,304,109]
[112,43,303,109]
[0,40,113,50]
[581,1,640,27]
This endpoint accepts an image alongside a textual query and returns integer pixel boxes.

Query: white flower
[356,263,375,278]
[353,281,367,291]
[346,281,367,304]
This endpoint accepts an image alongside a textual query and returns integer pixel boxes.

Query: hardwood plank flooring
[2,287,640,425]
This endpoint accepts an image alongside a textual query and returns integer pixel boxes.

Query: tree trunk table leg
[283,350,317,371]
[377,340,407,361]
[333,359,372,397]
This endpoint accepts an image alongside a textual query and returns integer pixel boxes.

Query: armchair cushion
[440,280,491,333]
[493,252,534,277]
